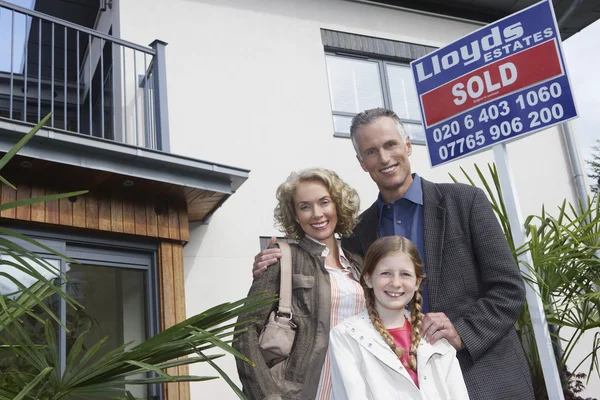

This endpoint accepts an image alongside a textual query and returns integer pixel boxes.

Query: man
[254,108,533,399]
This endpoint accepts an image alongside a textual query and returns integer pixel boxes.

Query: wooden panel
[30,185,45,222]
[188,193,227,223]
[98,196,111,231]
[146,201,158,237]
[159,241,179,400]
[134,200,147,236]
[85,194,99,229]
[1,183,16,219]
[0,181,192,244]
[15,183,31,220]
[168,202,180,241]
[157,204,170,239]
[178,204,189,242]
[0,158,219,244]
[86,170,114,188]
[0,156,216,216]
[44,188,59,224]
[72,194,86,228]
[193,190,215,202]
[180,186,196,200]
[172,244,186,324]
[110,197,124,233]
[178,363,191,400]
[172,243,188,397]
[184,188,206,203]
[58,197,73,226]
[159,242,176,329]
[122,199,136,235]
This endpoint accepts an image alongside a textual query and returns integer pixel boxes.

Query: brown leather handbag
[258,242,297,367]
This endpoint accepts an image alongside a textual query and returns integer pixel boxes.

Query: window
[0,0,35,74]
[0,234,161,399]
[320,29,436,145]
[325,53,425,143]
[65,244,160,399]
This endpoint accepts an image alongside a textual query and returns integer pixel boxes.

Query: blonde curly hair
[274,168,360,241]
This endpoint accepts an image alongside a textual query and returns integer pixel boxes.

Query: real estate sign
[411,0,578,167]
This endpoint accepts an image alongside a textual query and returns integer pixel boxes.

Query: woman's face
[293,180,338,243]
[364,251,422,316]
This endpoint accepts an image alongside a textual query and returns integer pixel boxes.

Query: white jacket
[329,310,470,400]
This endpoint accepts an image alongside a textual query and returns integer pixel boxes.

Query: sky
[563,19,600,190]
[0,0,34,73]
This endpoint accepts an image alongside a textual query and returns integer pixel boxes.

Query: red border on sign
[420,39,564,127]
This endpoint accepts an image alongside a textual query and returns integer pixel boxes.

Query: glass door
[65,244,159,400]
[66,263,150,399]
[0,233,160,399]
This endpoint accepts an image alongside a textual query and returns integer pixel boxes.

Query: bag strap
[276,242,293,317]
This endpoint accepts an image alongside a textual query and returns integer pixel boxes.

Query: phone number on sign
[431,82,564,161]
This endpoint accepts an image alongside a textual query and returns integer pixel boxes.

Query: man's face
[354,117,413,202]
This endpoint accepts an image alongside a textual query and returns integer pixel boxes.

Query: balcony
[0,0,168,150]
[0,0,249,225]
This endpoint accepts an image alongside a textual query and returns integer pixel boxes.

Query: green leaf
[64,330,87,377]
[190,327,253,365]
[151,354,224,369]
[13,367,53,400]
[0,113,52,172]
[0,226,81,265]
[449,162,600,392]
[0,174,16,190]
[124,360,171,378]
[197,351,248,400]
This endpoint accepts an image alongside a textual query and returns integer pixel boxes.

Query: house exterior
[0,0,249,398]
[0,0,597,399]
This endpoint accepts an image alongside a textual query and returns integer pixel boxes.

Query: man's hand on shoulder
[253,236,282,276]
[421,312,465,351]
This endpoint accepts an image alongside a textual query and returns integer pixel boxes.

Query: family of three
[234,108,534,400]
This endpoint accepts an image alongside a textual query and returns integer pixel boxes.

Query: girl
[329,236,469,400]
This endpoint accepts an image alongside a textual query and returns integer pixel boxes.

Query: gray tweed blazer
[341,179,535,400]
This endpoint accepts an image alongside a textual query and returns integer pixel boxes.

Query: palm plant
[0,115,275,399]
[0,294,275,400]
[450,164,600,399]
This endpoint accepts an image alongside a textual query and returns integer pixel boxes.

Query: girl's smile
[364,252,422,326]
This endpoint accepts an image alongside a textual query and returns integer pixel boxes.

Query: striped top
[313,239,365,400]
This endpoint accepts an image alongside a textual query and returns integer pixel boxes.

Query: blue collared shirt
[376,173,429,313]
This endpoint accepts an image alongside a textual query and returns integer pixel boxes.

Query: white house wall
[115,0,593,398]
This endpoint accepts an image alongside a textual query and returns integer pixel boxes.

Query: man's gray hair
[350,108,406,158]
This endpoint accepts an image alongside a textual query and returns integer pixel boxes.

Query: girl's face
[364,251,422,316]
[293,180,338,243]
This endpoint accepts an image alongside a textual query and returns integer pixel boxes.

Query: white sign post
[410,1,580,398]
[493,143,564,399]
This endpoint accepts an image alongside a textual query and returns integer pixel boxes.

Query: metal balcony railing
[0,1,170,151]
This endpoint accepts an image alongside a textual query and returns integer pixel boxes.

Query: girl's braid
[408,290,424,371]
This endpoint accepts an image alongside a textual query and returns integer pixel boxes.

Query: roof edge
[0,118,250,194]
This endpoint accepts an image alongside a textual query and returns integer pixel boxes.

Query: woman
[234,168,364,400]
[329,236,469,400]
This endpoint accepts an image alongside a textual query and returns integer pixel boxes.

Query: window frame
[0,226,162,399]
[325,51,426,145]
